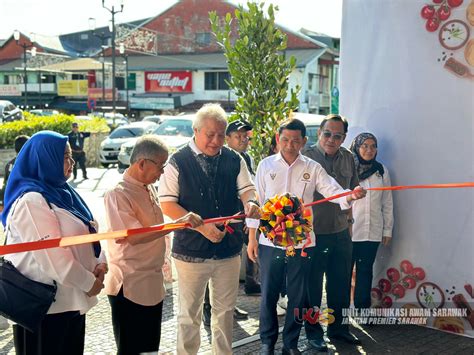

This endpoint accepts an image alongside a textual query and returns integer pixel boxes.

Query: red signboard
[88,88,117,101]
[88,70,96,88]
[145,71,192,93]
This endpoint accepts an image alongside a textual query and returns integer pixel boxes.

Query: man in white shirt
[247,119,366,355]
[158,103,260,355]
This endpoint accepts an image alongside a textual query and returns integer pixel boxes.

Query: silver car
[99,121,158,167]
[117,115,195,172]
[0,100,23,123]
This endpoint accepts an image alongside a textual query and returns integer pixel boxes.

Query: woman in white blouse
[350,133,393,310]
[2,131,106,355]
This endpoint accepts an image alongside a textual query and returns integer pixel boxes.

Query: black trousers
[259,244,313,349]
[108,288,164,355]
[72,151,87,178]
[13,311,85,355]
[305,229,353,338]
[352,241,380,309]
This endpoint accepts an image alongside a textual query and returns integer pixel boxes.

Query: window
[2,75,8,84]
[154,119,194,137]
[204,72,230,90]
[128,73,136,90]
[115,76,125,90]
[196,32,211,46]
[109,127,145,139]
[72,74,86,80]
[116,73,136,90]
[42,75,56,83]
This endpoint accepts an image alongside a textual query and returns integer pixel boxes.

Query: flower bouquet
[259,193,313,256]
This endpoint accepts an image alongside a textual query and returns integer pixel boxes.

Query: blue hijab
[1,131,95,232]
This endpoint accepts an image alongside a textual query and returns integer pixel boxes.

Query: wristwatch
[246,199,260,207]
[347,218,355,224]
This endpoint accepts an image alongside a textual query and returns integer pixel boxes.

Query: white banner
[340,0,473,337]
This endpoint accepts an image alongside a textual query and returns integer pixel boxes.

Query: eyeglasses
[321,131,345,141]
[360,143,377,150]
[144,158,168,171]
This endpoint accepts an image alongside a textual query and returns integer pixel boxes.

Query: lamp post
[102,0,124,120]
[30,46,39,108]
[99,53,106,105]
[119,43,129,116]
[13,30,35,109]
[89,18,110,106]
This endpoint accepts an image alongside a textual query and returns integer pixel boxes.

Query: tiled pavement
[1,279,474,354]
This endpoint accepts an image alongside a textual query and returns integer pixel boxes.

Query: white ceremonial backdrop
[340,0,474,337]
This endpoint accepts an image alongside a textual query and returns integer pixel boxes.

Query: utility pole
[102,0,124,125]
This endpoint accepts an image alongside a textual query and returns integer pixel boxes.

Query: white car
[117,115,195,172]
[141,115,175,124]
[99,121,158,167]
[0,100,23,123]
[91,112,129,127]
[29,109,59,116]
[292,112,326,146]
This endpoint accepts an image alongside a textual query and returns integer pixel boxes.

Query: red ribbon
[0,183,472,256]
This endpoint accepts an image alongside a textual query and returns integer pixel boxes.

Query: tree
[210,1,300,164]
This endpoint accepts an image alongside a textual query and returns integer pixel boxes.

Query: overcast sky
[0,0,342,40]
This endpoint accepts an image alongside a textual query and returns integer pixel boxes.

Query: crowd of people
[1,103,393,355]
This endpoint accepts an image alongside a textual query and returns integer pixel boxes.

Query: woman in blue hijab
[2,131,106,355]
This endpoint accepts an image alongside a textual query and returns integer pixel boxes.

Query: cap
[226,120,252,135]
[72,122,79,128]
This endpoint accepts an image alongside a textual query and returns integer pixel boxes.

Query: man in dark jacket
[158,103,260,354]
[226,119,261,294]
[0,135,29,207]
[303,114,362,350]
[67,122,90,180]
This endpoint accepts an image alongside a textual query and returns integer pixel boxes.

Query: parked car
[99,121,158,167]
[292,112,326,146]
[141,115,170,124]
[117,115,195,172]
[0,100,23,123]
[29,109,59,116]
[74,115,93,121]
[91,112,129,128]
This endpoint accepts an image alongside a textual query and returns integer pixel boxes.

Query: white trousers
[174,256,241,355]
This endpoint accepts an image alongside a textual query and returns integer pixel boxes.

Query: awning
[49,100,87,112]
[129,93,194,110]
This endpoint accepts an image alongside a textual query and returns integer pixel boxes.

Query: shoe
[307,338,328,351]
[245,283,261,295]
[329,331,361,345]
[276,303,286,316]
[83,176,88,180]
[281,347,301,355]
[234,306,248,320]
[277,295,288,310]
[202,304,211,327]
[260,343,275,355]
